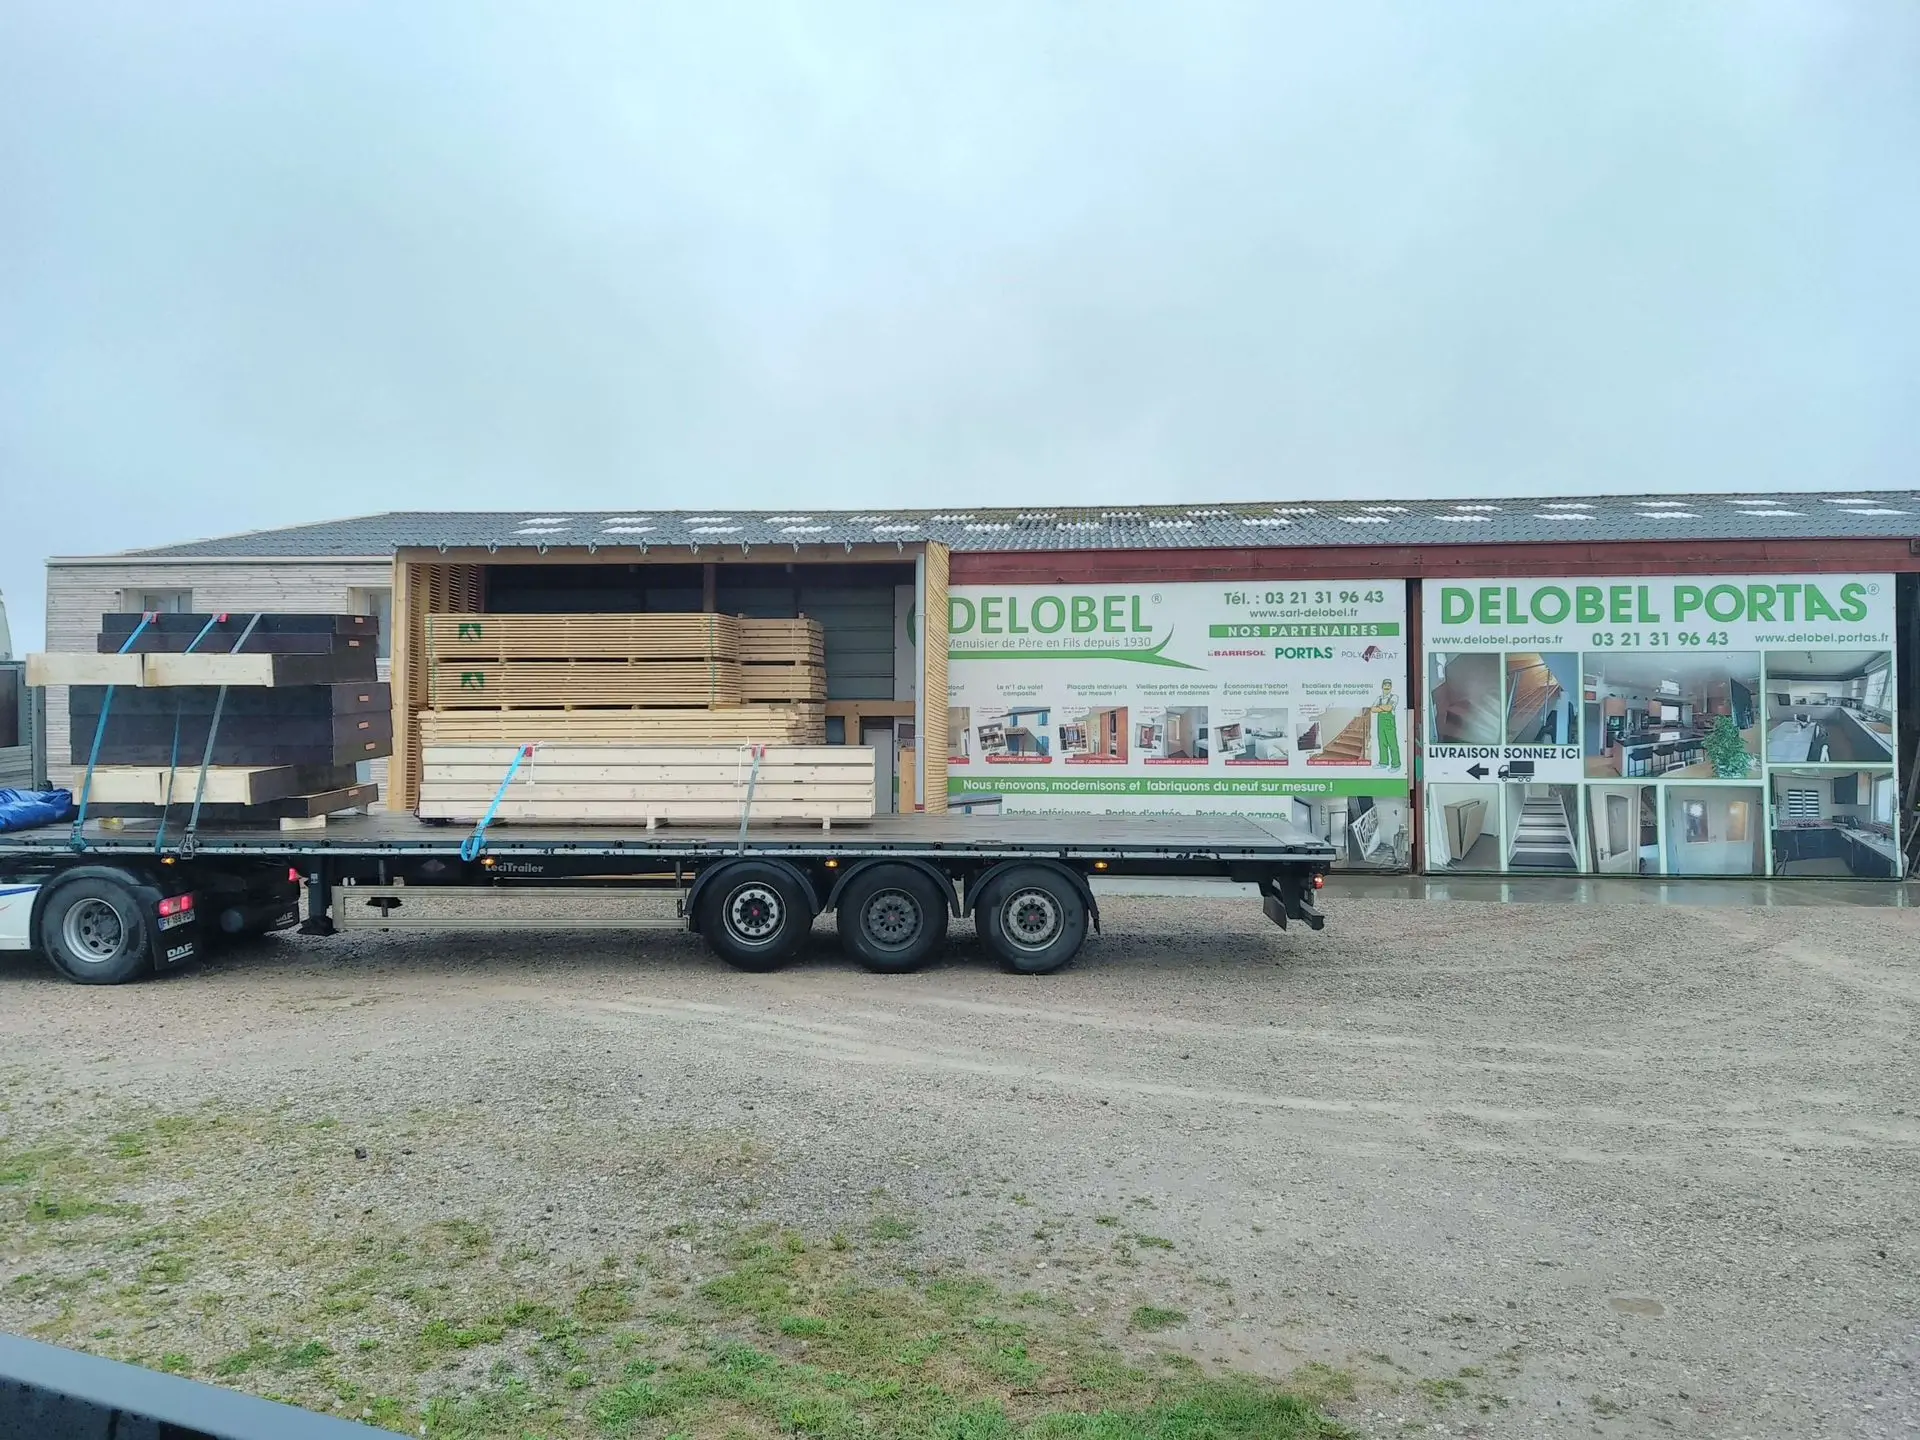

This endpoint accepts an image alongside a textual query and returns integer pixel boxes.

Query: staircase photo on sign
[1505,783,1580,870]
[1505,652,1579,746]
[1427,652,1501,745]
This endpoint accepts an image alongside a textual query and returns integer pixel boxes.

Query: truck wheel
[975,865,1087,976]
[697,862,814,972]
[837,864,949,974]
[39,878,154,985]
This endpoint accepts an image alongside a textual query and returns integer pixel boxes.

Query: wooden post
[922,543,950,813]
[388,558,415,812]
[701,563,717,613]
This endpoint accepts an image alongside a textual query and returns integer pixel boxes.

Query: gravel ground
[2,892,1917,1438]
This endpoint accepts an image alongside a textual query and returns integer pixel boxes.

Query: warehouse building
[41,491,1920,880]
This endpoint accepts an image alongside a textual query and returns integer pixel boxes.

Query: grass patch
[1129,1307,1188,1333]
[0,1099,1347,1440]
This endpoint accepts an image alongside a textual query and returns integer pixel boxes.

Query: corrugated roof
[98,492,1920,559]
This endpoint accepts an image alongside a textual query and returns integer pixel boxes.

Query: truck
[0,811,1333,984]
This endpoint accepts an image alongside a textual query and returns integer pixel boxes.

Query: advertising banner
[1421,575,1900,879]
[946,581,1411,868]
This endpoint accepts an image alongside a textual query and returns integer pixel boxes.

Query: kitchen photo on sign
[1768,767,1899,879]
[1762,649,1895,765]
[1582,652,1761,780]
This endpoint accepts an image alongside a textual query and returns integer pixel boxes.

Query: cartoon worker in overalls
[1370,679,1401,769]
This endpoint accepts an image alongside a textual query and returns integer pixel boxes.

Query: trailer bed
[0,811,1333,864]
[1,811,1334,983]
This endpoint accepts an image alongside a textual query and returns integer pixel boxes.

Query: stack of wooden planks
[738,619,827,703]
[413,613,828,745]
[34,614,387,826]
[417,744,875,826]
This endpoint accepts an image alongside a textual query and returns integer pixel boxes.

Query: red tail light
[289,868,301,884]
[157,894,194,917]
[1312,873,1325,889]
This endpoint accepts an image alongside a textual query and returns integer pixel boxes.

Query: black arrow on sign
[1466,763,1490,780]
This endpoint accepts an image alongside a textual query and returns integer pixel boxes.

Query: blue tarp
[0,789,74,833]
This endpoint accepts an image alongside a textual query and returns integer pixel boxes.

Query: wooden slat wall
[43,559,394,793]
[391,561,481,812]
[921,543,950,814]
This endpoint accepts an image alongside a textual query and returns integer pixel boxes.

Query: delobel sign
[1436,580,1876,629]
[950,593,1155,636]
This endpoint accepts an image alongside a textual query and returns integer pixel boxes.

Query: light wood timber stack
[428,660,745,708]
[419,705,824,746]
[411,612,829,754]
[417,744,876,826]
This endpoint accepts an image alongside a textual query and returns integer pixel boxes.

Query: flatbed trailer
[0,813,1333,984]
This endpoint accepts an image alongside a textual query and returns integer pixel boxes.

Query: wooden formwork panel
[86,783,378,823]
[28,653,143,687]
[81,764,361,806]
[425,613,743,663]
[427,660,744,708]
[418,704,826,746]
[418,742,876,825]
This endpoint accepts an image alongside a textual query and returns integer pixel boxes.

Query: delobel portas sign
[1435,579,1879,632]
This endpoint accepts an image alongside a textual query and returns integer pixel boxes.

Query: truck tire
[697,862,815,972]
[837,864,949,974]
[975,864,1088,976]
[38,877,154,985]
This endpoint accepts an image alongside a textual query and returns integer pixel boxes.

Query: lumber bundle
[427,660,744,709]
[416,744,876,825]
[418,704,825,746]
[31,647,377,688]
[737,618,827,703]
[416,612,827,714]
[38,613,387,825]
[425,613,742,662]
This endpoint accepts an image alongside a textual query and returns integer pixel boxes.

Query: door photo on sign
[1139,705,1208,763]
[1664,786,1766,876]
[1587,785,1659,875]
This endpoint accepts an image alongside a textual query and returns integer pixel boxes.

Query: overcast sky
[3,1,1917,649]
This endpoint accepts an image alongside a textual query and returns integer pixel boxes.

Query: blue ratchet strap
[184,613,262,851]
[70,611,158,850]
[153,613,226,853]
[462,743,535,861]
